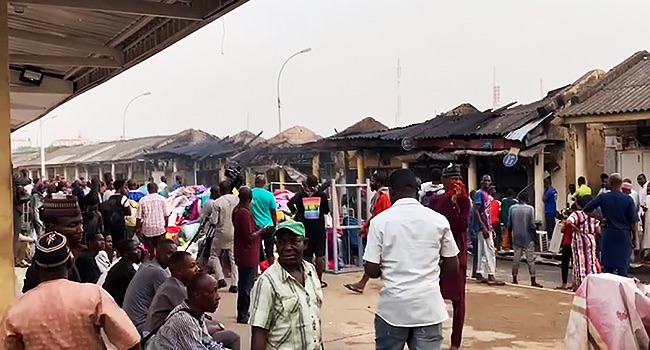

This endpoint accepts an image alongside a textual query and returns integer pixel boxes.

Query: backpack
[99,195,125,228]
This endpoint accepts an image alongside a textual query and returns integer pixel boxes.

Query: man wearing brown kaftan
[429,164,470,350]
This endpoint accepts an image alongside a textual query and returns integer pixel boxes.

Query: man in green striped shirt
[249,221,323,350]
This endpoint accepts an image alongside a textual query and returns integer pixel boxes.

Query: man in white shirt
[364,169,460,350]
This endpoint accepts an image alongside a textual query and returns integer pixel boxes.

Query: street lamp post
[39,114,58,179]
[277,48,312,134]
[122,92,151,140]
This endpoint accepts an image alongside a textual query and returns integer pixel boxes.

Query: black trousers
[236,266,257,321]
[546,213,556,240]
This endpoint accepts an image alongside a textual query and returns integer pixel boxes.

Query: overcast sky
[11,0,650,146]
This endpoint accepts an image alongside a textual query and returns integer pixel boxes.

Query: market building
[12,129,215,183]
[144,130,263,186]
[558,50,650,187]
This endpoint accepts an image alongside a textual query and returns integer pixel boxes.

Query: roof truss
[12,0,206,20]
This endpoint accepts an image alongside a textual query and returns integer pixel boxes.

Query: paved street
[15,266,573,350]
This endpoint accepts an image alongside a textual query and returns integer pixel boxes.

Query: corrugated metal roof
[10,0,249,130]
[12,129,215,167]
[558,51,650,117]
[146,138,239,161]
[326,93,564,142]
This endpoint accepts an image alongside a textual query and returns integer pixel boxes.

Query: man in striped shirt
[146,273,229,350]
[249,221,323,350]
[136,183,168,254]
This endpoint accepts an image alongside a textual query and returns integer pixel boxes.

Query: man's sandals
[344,284,363,294]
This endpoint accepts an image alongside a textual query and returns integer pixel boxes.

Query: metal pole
[39,118,45,178]
[276,48,311,134]
[122,92,151,139]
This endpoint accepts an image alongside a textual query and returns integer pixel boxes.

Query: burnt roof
[327,97,560,142]
[334,117,388,137]
[558,51,650,117]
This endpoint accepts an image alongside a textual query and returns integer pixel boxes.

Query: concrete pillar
[28,169,33,180]
[193,161,198,185]
[74,167,79,180]
[218,164,225,181]
[534,152,546,224]
[356,151,365,184]
[98,165,103,181]
[83,167,88,179]
[111,163,116,180]
[127,164,133,180]
[468,155,477,191]
[0,0,16,314]
[63,167,68,181]
[172,160,178,173]
[245,168,255,187]
[312,154,320,179]
[401,161,409,169]
[279,166,286,189]
[574,123,587,180]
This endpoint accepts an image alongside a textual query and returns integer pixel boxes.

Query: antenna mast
[396,58,402,126]
[492,65,501,109]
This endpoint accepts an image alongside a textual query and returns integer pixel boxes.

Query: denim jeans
[374,315,443,350]
[236,266,257,321]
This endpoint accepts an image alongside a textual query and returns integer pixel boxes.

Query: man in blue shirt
[543,178,558,239]
[251,174,278,264]
[583,173,639,277]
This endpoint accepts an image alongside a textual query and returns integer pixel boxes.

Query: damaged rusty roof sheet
[328,99,556,141]
[558,51,650,117]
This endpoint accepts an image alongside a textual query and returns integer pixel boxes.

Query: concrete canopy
[8,0,248,130]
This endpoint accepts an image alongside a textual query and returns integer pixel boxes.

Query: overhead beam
[10,54,122,68]
[9,69,73,95]
[10,102,46,111]
[9,28,122,61]
[13,0,206,20]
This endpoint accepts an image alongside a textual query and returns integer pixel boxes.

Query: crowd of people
[2,171,325,350]
[3,163,647,350]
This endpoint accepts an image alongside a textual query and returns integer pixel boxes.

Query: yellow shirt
[574,184,592,197]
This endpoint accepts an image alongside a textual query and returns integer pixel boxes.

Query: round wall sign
[401,137,414,151]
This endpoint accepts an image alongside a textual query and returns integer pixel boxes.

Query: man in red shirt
[429,164,470,350]
[233,186,269,324]
[345,173,391,294]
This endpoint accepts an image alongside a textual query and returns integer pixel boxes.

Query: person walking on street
[365,169,460,350]
[251,175,277,265]
[584,173,639,277]
[473,175,504,286]
[543,178,558,240]
[508,193,543,288]
[428,164,471,350]
[499,189,518,251]
[233,187,269,324]
[288,175,330,288]
[344,172,391,294]
[211,180,240,293]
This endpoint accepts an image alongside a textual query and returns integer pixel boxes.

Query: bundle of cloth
[565,273,650,349]
[274,189,295,222]
[164,186,207,243]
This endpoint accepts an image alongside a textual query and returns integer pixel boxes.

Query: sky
[10,0,650,146]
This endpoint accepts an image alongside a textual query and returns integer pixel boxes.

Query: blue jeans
[375,315,443,350]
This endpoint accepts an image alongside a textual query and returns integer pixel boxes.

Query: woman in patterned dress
[567,195,600,291]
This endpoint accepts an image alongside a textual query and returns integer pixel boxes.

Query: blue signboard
[503,153,518,168]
